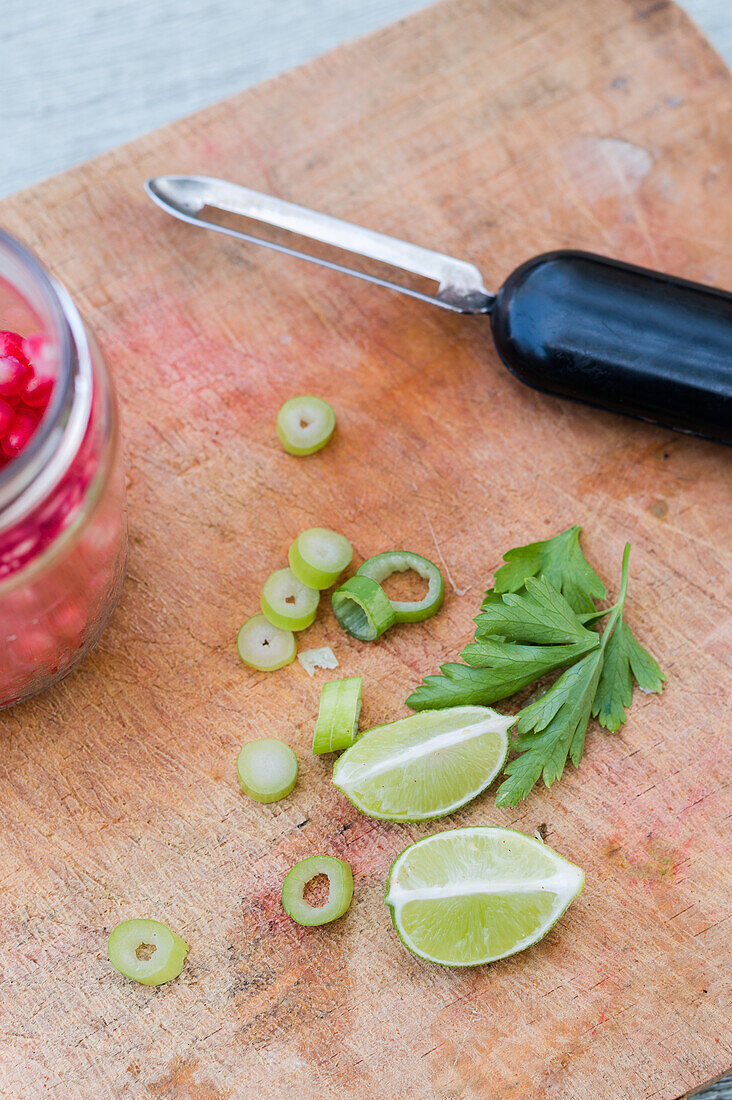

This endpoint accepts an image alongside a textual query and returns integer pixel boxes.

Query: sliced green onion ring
[261,568,320,631]
[107,918,189,986]
[331,575,396,641]
[289,528,353,589]
[313,676,363,754]
[237,738,298,803]
[237,614,296,671]
[277,395,336,456]
[281,856,354,926]
[357,550,444,623]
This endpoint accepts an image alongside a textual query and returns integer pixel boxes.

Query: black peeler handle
[490,251,732,444]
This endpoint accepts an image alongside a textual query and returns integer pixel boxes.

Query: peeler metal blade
[145,175,493,314]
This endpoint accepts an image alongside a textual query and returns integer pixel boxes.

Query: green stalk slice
[281,856,354,926]
[277,395,336,455]
[237,614,296,671]
[237,738,298,803]
[331,575,396,641]
[107,918,189,986]
[357,550,444,623]
[261,568,320,631]
[289,528,353,589]
[313,676,363,754]
[385,827,584,966]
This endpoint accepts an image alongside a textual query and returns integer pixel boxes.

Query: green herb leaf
[462,639,598,672]
[407,635,600,711]
[495,649,604,807]
[592,622,666,732]
[406,662,521,710]
[408,534,666,806]
[495,544,631,806]
[409,578,600,710]
[475,575,599,646]
[492,525,606,614]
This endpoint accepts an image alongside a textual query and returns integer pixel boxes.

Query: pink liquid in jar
[0,232,127,708]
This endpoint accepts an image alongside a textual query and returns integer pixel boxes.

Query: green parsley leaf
[407,662,525,710]
[475,575,600,645]
[495,647,605,806]
[495,543,664,804]
[407,578,600,711]
[407,636,599,711]
[407,532,665,805]
[492,525,606,614]
[592,621,666,732]
[495,543,629,806]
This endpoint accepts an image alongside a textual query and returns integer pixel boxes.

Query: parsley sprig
[407,528,665,805]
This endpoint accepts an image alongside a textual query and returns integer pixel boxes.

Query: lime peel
[332,705,512,821]
[385,826,584,966]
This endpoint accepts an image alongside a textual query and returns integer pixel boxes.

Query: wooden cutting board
[0,0,730,1096]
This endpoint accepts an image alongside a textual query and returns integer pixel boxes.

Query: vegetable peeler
[146,175,732,444]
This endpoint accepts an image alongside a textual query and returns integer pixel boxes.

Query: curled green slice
[277,395,336,456]
[261,568,320,631]
[312,676,363,754]
[289,527,353,589]
[281,855,354,926]
[331,575,396,641]
[357,550,444,623]
[237,738,298,803]
[107,918,189,986]
[237,614,296,671]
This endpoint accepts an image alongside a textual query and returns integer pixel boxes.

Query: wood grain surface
[0,0,731,1096]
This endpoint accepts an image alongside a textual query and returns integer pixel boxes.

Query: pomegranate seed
[0,331,30,366]
[22,333,57,371]
[0,397,15,439]
[0,356,31,397]
[2,409,39,457]
[24,372,54,408]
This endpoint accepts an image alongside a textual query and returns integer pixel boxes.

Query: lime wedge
[385,827,584,966]
[331,705,512,821]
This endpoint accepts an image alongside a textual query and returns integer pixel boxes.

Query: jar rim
[0,228,92,528]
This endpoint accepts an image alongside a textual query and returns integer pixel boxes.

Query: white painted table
[0,2,730,1096]
[1,0,730,198]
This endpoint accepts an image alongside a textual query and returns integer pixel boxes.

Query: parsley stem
[600,543,631,649]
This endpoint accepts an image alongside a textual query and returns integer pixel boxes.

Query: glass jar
[0,229,127,707]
